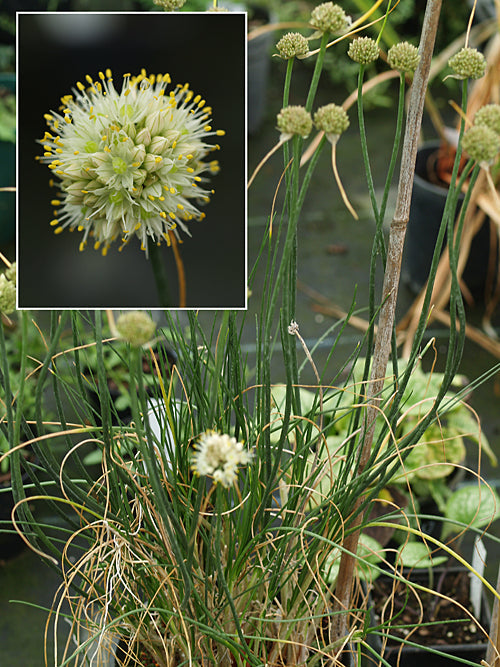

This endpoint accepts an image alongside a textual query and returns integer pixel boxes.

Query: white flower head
[38,69,224,256]
[192,430,253,488]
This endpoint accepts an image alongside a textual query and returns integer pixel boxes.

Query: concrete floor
[1,54,500,666]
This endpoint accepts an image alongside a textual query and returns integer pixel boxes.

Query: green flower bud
[276,32,309,59]
[116,311,156,346]
[388,42,420,74]
[347,37,379,65]
[448,47,486,80]
[310,2,350,35]
[314,104,349,137]
[462,125,500,165]
[474,104,500,136]
[0,273,16,315]
[277,106,313,139]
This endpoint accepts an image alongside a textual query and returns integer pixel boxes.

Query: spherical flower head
[115,310,156,346]
[191,430,253,488]
[153,0,186,9]
[39,69,224,256]
[277,106,313,140]
[276,32,309,60]
[462,125,500,165]
[347,37,379,65]
[310,3,350,35]
[387,42,420,74]
[448,47,486,80]
[0,273,16,314]
[314,104,349,140]
[474,104,500,136]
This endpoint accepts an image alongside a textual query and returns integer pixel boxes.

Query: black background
[18,12,247,309]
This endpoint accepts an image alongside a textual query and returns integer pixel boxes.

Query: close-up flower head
[39,68,224,257]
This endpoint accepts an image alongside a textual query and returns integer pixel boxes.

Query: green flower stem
[357,65,380,225]
[305,32,329,113]
[148,239,172,307]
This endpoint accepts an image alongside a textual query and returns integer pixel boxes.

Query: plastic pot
[403,142,497,299]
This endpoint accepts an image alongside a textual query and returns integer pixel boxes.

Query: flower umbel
[474,104,500,135]
[115,311,156,347]
[277,106,313,140]
[448,47,486,80]
[276,32,309,60]
[310,2,350,35]
[462,125,500,166]
[314,103,349,140]
[192,430,252,488]
[347,37,379,65]
[39,69,224,256]
[387,42,420,74]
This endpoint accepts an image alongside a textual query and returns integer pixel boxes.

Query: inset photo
[17,11,246,309]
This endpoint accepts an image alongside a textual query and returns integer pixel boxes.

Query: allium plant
[7,2,500,666]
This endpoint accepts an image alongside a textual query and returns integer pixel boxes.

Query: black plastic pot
[403,142,497,299]
[371,566,491,666]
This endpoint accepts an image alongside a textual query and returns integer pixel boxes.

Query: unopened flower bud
[276,32,309,59]
[388,42,420,74]
[115,311,156,346]
[462,125,500,165]
[474,104,500,135]
[277,106,313,139]
[310,2,350,35]
[348,37,379,64]
[314,104,349,140]
[448,47,486,80]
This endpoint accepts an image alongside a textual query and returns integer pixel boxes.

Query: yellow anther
[172,141,177,149]
[50,219,59,226]
[104,146,111,152]
[148,195,155,201]
[55,148,63,154]
[76,81,85,91]
[186,154,193,160]
[102,245,108,256]
[169,212,176,219]
[177,204,184,210]
[99,71,105,80]
[51,199,61,205]
[78,225,84,231]
[85,74,93,84]
[170,187,176,194]
[74,150,79,155]
[44,114,53,121]
[160,211,167,218]
[194,176,202,182]
[135,222,141,230]
[198,99,206,108]
[155,156,162,163]
[194,94,201,104]
[79,241,86,251]
[64,116,71,124]
[43,152,52,157]
[187,167,194,173]
[81,190,89,194]
[216,130,226,136]
[54,226,64,234]
[159,196,165,201]
[106,68,112,78]
[56,170,64,175]
[124,89,131,97]
[94,240,100,250]
[204,125,212,132]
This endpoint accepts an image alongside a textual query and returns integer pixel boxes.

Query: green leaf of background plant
[442,484,500,539]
